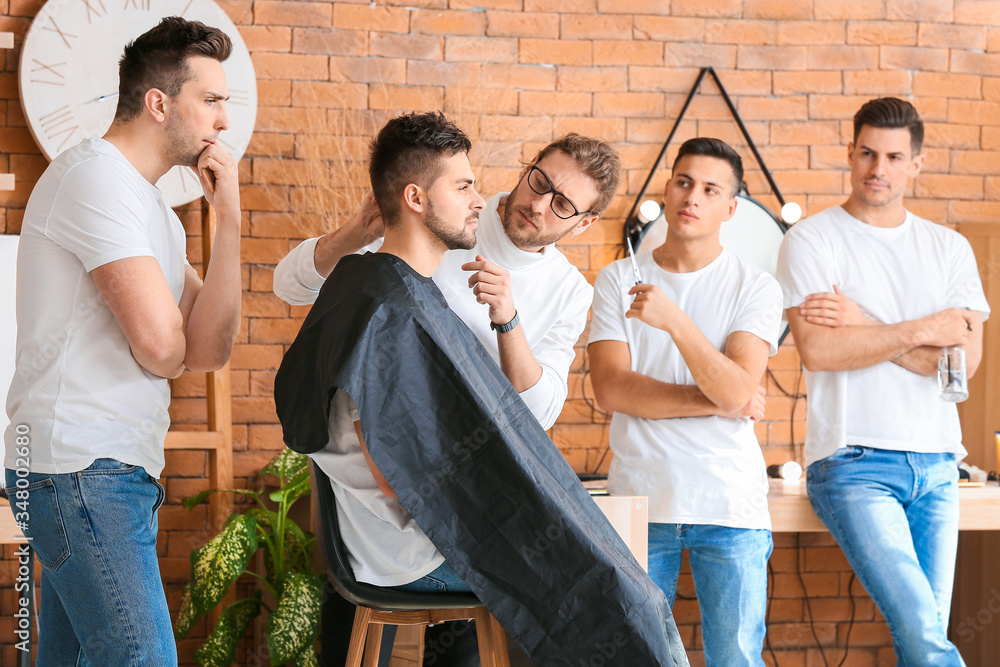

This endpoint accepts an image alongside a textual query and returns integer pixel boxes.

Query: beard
[500,203,568,249]
[165,113,205,168]
[426,201,477,251]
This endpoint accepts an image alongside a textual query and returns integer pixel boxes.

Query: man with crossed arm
[777,97,987,666]
[589,137,781,666]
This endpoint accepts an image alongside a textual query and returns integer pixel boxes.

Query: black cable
[797,532,831,667]
[836,572,857,667]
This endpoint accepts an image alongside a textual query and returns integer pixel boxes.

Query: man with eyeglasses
[273,133,621,667]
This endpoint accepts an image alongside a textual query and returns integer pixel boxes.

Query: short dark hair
[674,137,743,195]
[368,112,472,226]
[115,17,232,123]
[533,134,621,215]
[853,97,924,155]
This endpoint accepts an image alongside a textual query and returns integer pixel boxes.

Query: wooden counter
[767,479,1000,532]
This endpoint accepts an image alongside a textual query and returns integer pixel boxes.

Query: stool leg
[363,623,384,667]
[346,607,372,667]
[474,608,507,667]
[487,613,510,666]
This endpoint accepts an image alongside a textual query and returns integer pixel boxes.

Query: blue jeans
[649,523,771,666]
[807,446,964,666]
[5,459,175,667]
[390,560,472,593]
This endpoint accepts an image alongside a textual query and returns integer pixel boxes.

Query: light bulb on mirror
[781,202,802,224]
[638,200,662,223]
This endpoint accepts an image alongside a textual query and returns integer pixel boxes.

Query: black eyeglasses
[525,165,593,220]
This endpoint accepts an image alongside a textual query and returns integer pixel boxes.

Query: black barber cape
[274,252,688,666]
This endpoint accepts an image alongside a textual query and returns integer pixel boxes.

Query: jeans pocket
[818,446,868,471]
[19,479,71,571]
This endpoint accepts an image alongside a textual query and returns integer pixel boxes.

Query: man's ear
[145,88,167,123]
[402,183,424,214]
[910,152,926,180]
[723,195,738,222]
[569,213,599,239]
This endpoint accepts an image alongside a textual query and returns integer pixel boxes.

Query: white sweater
[272,193,593,429]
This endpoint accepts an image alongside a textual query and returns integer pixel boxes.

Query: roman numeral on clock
[42,17,77,49]
[80,0,107,22]
[123,0,151,10]
[30,59,67,86]
[227,89,250,106]
[39,106,80,152]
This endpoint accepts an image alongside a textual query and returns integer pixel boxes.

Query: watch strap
[490,311,520,334]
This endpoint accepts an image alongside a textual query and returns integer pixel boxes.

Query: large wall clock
[19,0,257,208]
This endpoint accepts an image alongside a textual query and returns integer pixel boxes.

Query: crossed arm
[589,283,770,421]
[91,145,243,378]
[792,286,982,377]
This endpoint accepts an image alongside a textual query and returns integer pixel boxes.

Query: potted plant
[175,447,323,667]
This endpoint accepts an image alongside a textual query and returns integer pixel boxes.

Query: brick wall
[3,1,1000,664]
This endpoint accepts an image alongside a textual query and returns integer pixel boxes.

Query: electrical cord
[795,533,857,667]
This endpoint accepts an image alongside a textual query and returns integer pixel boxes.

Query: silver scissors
[625,236,643,285]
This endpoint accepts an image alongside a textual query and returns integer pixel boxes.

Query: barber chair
[310,462,511,667]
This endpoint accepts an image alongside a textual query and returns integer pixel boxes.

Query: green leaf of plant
[292,641,319,667]
[188,513,258,616]
[193,594,263,667]
[183,487,261,511]
[268,471,310,505]
[267,572,324,666]
[175,583,199,639]
[259,447,309,481]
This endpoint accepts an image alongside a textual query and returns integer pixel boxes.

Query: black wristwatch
[490,311,520,334]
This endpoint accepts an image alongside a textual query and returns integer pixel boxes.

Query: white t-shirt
[775,206,990,468]
[273,193,593,430]
[310,393,444,586]
[4,138,188,479]
[589,249,783,530]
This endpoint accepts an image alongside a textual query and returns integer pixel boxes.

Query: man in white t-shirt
[4,18,243,667]
[776,98,987,666]
[274,134,620,666]
[589,137,782,666]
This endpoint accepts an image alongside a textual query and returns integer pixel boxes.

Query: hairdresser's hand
[464,255,516,326]
[626,283,682,333]
[346,190,385,246]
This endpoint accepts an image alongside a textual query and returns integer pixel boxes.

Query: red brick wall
[4,1,1000,664]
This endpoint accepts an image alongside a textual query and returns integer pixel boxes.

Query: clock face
[19,0,257,208]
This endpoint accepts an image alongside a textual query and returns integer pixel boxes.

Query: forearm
[592,369,723,419]
[667,316,759,414]
[313,220,373,278]
[183,218,242,372]
[891,345,939,377]
[795,318,926,372]
[496,326,543,393]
